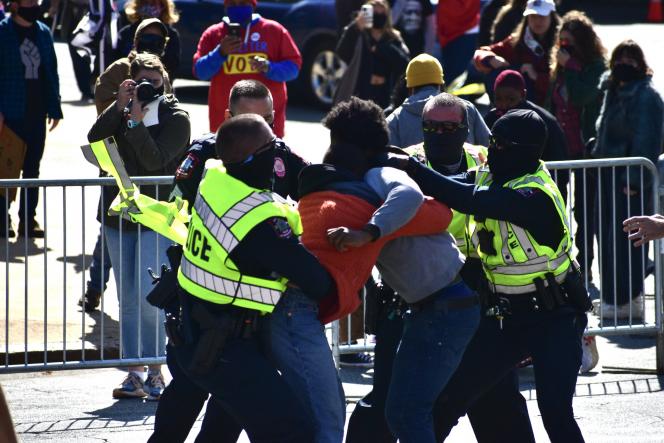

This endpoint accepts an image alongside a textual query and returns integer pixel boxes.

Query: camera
[135,79,160,103]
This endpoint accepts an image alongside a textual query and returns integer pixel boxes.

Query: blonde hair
[125,0,179,25]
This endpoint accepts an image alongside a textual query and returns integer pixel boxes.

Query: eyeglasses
[242,137,276,164]
[489,135,540,151]
[422,120,467,133]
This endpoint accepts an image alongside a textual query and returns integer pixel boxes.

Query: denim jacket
[0,17,63,121]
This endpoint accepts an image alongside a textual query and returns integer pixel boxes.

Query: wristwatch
[127,119,140,129]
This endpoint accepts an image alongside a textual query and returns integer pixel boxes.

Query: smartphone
[228,23,242,38]
[361,4,373,27]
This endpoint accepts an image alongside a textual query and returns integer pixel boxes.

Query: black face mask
[423,127,468,172]
[136,34,166,56]
[372,13,387,29]
[225,145,276,190]
[18,5,41,22]
[487,145,540,183]
[612,63,641,83]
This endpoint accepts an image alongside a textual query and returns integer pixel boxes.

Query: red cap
[494,69,526,92]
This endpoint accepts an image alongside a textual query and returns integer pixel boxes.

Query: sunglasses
[241,137,276,164]
[422,120,467,133]
[489,135,540,150]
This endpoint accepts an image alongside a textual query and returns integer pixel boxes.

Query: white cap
[523,0,556,16]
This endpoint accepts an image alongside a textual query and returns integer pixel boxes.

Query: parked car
[174,0,346,107]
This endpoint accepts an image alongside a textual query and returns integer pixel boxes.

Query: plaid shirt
[0,17,63,121]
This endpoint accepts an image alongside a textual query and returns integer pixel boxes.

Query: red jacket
[299,191,452,324]
[436,0,480,48]
[193,18,302,136]
[474,35,551,105]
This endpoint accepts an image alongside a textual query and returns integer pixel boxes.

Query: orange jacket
[299,191,452,324]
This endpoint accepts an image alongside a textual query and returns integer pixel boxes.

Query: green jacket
[547,58,606,144]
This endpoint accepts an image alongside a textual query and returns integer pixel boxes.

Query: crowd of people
[1,0,664,441]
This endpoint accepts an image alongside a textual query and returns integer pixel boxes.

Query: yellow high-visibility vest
[472,161,572,294]
[177,159,302,313]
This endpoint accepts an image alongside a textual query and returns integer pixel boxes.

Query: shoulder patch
[516,187,540,198]
[175,152,201,180]
[268,217,293,239]
[274,156,286,178]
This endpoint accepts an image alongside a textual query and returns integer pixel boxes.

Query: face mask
[487,144,540,182]
[136,33,166,55]
[138,4,163,18]
[372,13,387,29]
[226,5,253,25]
[612,63,641,83]
[423,127,468,170]
[225,144,276,190]
[18,5,41,22]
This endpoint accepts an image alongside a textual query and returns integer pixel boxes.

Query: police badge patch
[268,217,293,239]
[274,157,286,178]
[176,153,200,180]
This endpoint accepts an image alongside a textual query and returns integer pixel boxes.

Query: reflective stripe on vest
[448,144,487,257]
[177,160,302,313]
[472,162,572,294]
[81,137,191,245]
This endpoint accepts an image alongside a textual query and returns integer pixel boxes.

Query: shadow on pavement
[604,334,656,350]
[55,253,94,274]
[80,308,120,357]
[1,239,51,264]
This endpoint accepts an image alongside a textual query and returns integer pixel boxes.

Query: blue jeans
[87,226,112,293]
[269,289,346,443]
[385,282,480,443]
[105,226,167,358]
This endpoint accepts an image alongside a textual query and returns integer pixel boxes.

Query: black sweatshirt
[406,159,565,250]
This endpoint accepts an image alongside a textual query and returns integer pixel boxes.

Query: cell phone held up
[360,4,373,28]
[227,22,243,39]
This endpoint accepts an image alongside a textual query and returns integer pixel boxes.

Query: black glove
[370,147,410,170]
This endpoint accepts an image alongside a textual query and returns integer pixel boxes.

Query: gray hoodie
[387,86,491,149]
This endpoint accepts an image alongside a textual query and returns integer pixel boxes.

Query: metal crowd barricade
[0,176,173,373]
[333,157,664,374]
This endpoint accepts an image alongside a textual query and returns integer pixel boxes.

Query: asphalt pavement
[2,17,664,443]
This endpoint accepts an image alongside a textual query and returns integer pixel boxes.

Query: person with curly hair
[474,0,560,105]
[549,10,605,287]
[115,0,181,79]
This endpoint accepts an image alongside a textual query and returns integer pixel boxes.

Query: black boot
[78,288,102,312]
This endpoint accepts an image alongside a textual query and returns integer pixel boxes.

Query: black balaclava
[225,144,276,190]
[136,33,166,56]
[423,125,469,174]
[488,109,547,183]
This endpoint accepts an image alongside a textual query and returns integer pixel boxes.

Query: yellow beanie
[406,54,444,88]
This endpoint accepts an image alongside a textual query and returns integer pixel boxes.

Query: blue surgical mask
[226,5,253,25]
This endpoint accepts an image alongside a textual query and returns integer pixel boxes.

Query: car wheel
[302,40,346,109]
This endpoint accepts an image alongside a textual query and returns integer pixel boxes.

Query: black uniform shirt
[169,133,309,207]
[406,159,565,250]
[227,217,333,301]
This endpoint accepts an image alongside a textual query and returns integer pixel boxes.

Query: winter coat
[593,74,664,188]
[88,94,191,229]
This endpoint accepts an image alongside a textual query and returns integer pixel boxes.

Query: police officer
[150,80,308,443]
[170,79,307,207]
[407,93,536,443]
[172,114,330,442]
[383,109,588,443]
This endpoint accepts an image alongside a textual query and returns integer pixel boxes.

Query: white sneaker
[580,335,599,373]
[595,295,644,321]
